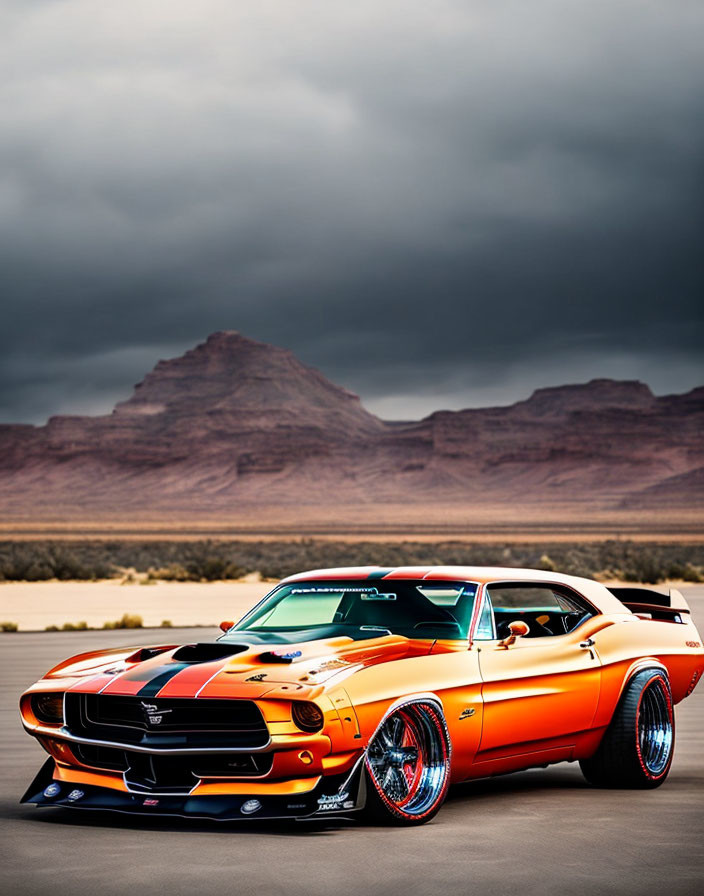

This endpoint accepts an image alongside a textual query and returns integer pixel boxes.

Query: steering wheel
[564,611,591,633]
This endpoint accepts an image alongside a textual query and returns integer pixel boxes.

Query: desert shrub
[183,552,244,581]
[44,624,59,632]
[160,619,173,627]
[538,553,557,571]
[681,564,704,583]
[103,613,143,630]
[0,542,114,581]
[148,565,190,582]
[0,621,18,632]
[0,538,703,584]
[61,621,88,631]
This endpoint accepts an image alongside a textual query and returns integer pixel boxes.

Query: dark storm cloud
[1,1,703,422]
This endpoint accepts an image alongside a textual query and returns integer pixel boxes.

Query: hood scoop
[258,649,304,664]
[172,643,250,663]
[125,646,175,663]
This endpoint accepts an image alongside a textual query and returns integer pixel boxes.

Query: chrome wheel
[366,702,450,820]
[637,677,673,777]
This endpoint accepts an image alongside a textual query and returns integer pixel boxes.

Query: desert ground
[0,580,270,631]
[0,587,702,896]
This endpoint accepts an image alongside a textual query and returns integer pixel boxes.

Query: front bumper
[21,757,367,821]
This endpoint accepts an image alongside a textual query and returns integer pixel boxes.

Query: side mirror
[219,620,234,633]
[500,619,529,648]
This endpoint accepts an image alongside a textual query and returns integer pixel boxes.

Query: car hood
[53,634,438,701]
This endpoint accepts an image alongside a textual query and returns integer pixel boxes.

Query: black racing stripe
[367,569,393,579]
[136,663,190,697]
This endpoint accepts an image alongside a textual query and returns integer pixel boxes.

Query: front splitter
[21,758,366,822]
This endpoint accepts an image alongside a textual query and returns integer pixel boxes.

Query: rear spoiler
[607,587,690,621]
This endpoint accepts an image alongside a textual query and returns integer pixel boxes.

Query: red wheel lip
[395,709,423,810]
[635,674,673,781]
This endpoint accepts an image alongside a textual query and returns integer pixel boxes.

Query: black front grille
[71,742,272,791]
[73,743,129,772]
[65,693,269,749]
[124,751,273,792]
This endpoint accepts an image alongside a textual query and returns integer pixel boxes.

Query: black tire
[363,701,451,825]
[580,668,674,789]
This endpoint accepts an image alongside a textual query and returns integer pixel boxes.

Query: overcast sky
[1,1,702,423]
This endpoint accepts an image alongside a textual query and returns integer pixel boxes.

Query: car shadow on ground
[13,805,354,836]
[447,763,590,804]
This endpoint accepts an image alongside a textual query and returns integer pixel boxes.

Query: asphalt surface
[2,591,703,896]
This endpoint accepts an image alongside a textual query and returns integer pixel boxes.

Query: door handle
[579,637,596,659]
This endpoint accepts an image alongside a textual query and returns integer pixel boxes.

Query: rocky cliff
[0,332,701,519]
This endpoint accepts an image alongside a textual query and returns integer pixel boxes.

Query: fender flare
[364,691,452,753]
[615,659,670,708]
[364,691,452,760]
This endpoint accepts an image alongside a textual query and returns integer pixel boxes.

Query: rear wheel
[580,668,674,788]
[363,701,451,825]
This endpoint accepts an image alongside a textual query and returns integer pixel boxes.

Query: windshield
[227,580,478,642]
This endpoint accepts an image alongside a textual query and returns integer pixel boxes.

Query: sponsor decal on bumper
[316,792,355,812]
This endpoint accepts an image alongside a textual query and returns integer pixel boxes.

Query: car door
[475,583,601,756]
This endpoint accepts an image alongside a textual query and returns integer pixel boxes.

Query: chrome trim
[467,582,486,646]
[30,724,273,755]
[194,667,226,698]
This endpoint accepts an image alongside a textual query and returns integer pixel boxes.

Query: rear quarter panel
[593,613,704,727]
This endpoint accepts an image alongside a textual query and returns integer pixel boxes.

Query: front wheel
[580,668,674,788]
[363,701,451,825]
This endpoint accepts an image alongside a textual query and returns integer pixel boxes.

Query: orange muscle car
[20,566,704,825]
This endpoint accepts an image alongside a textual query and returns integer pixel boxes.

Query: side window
[486,583,594,638]
[473,593,496,640]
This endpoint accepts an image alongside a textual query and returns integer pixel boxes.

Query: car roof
[280,566,629,615]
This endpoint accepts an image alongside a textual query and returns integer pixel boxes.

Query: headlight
[31,693,64,724]
[292,701,324,733]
